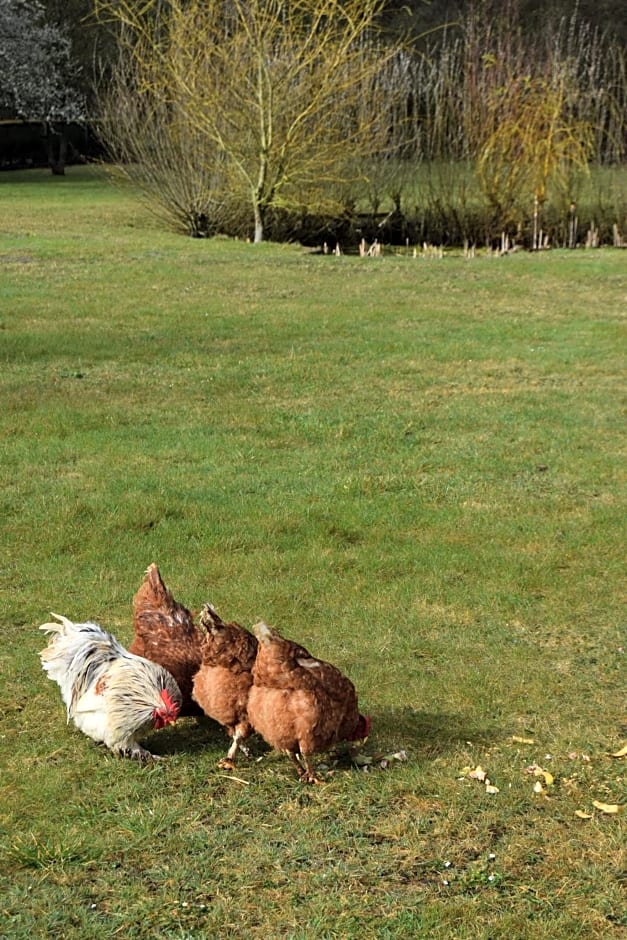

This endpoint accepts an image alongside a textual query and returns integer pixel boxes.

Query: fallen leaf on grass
[575,810,593,819]
[460,765,499,793]
[512,736,534,744]
[465,765,487,782]
[525,764,554,786]
[386,750,408,763]
[379,750,408,769]
[352,750,407,770]
[592,801,624,815]
[610,743,627,759]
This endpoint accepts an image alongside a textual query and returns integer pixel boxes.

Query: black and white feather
[40,613,182,759]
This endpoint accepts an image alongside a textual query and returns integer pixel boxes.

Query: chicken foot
[287,750,324,785]
[217,727,249,770]
[114,741,160,761]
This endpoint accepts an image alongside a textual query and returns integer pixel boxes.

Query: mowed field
[0,167,625,938]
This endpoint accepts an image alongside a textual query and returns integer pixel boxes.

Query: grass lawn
[0,166,625,938]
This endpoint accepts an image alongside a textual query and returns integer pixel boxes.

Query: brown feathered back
[130,563,204,715]
[197,604,258,673]
[248,621,363,767]
[191,604,258,756]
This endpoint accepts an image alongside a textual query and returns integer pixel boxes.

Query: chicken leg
[286,750,324,785]
[217,727,250,770]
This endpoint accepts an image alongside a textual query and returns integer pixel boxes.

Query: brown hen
[129,563,204,716]
[191,603,258,768]
[247,621,370,783]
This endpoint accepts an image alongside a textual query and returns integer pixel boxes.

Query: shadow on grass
[370,707,503,758]
[149,708,501,761]
[147,715,231,757]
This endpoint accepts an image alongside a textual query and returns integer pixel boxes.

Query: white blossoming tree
[0,0,85,172]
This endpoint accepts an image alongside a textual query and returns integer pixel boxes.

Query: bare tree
[98,47,243,237]
[94,0,407,242]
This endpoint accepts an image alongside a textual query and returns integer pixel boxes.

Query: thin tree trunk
[253,202,264,243]
[44,123,68,175]
[253,150,269,242]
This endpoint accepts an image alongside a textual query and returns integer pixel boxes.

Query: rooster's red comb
[160,689,177,712]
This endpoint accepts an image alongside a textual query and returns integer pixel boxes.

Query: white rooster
[39,613,182,759]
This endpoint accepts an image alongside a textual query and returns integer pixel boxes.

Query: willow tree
[476,73,594,232]
[94,0,406,241]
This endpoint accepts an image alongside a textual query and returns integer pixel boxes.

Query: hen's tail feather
[198,603,228,634]
[39,612,74,635]
[136,563,175,611]
[133,564,195,630]
[39,614,130,719]
[252,620,273,643]
[144,563,170,601]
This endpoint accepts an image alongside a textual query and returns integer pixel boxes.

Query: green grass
[0,166,625,938]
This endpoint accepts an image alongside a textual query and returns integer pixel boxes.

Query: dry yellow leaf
[575,810,593,819]
[610,743,627,758]
[528,766,554,786]
[485,783,500,794]
[468,765,487,782]
[533,781,545,794]
[592,800,624,815]
[512,736,534,744]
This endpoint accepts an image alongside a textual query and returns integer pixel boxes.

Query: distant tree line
[381,0,627,48]
[1,0,626,246]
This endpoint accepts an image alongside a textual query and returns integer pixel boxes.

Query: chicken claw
[288,751,324,784]
[217,757,236,770]
[117,744,160,761]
